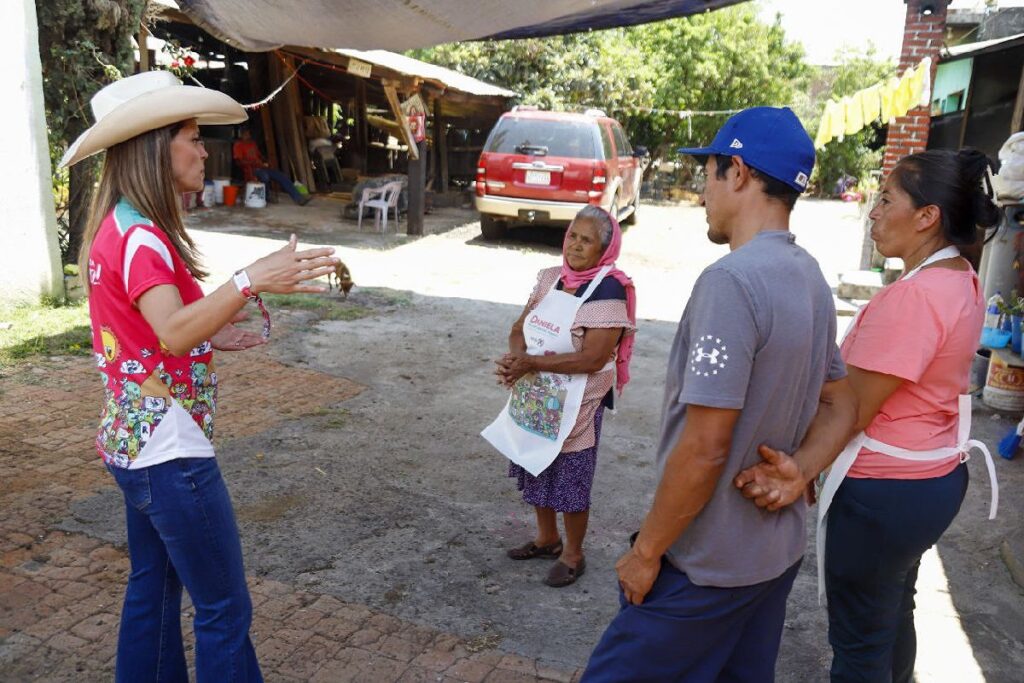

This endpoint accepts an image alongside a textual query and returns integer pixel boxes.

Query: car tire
[480,214,508,240]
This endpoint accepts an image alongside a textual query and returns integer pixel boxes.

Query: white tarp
[176,0,748,52]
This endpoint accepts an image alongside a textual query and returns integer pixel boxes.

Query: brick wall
[881,0,950,174]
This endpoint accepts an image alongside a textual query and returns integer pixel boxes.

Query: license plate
[524,170,550,185]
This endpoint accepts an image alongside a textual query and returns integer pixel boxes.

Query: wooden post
[1012,61,1024,134]
[434,97,448,193]
[356,79,368,175]
[282,55,315,192]
[382,82,418,160]
[247,52,279,169]
[407,140,427,236]
[958,63,977,148]
[138,23,149,72]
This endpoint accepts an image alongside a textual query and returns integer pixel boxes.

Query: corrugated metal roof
[335,49,516,98]
[942,32,1024,59]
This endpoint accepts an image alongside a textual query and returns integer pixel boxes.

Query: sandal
[507,539,563,561]
[544,557,586,587]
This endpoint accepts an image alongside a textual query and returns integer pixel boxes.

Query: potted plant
[998,290,1024,355]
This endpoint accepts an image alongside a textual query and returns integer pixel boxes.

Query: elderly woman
[735,148,1001,682]
[62,71,339,681]
[483,206,636,588]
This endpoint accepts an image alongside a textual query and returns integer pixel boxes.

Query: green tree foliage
[409,29,656,114]
[623,7,807,160]
[36,0,147,263]
[794,47,896,196]
[411,5,807,165]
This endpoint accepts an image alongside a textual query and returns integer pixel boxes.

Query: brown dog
[328,260,354,298]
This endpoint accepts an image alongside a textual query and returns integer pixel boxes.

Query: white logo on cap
[794,172,809,188]
[729,138,744,149]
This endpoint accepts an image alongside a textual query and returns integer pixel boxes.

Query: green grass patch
[262,293,375,321]
[0,297,92,365]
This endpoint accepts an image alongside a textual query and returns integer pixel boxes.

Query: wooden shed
[146,6,515,233]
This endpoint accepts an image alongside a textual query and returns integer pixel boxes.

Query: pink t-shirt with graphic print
[87,198,217,469]
[841,263,984,479]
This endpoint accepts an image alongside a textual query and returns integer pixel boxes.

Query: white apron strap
[815,394,998,605]
[955,394,999,520]
[816,433,866,605]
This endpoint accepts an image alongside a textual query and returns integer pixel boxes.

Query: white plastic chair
[358,181,403,232]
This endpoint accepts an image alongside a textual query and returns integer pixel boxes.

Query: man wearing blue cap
[582,107,856,681]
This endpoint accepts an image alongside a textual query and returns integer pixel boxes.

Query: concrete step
[837,269,885,301]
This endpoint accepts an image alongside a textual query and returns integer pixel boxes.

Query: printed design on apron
[482,266,614,476]
[819,246,999,604]
[509,372,569,441]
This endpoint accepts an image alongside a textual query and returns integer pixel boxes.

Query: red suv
[474,107,647,239]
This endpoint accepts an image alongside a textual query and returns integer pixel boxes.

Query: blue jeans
[254,167,303,203]
[582,557,801,682]
[825,463,968,683]
[107,457,263,683]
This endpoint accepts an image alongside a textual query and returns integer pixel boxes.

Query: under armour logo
[694,347,720,364]
[729,138,743,149]
[690,335,729,377]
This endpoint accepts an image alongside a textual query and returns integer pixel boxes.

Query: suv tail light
[589,169,606,204]
[476,163,486,197]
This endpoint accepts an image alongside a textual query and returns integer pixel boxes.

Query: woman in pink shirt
[735,148,1000,682]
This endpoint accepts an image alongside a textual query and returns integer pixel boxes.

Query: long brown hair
[78,120,208,291]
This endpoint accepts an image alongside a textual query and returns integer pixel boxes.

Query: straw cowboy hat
[60,70,247,168]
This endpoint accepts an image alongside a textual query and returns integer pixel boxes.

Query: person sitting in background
[232,127,311,206]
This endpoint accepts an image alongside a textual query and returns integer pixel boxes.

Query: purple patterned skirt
[508,407,604,513]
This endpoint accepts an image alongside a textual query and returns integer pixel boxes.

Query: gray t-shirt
[656,230,846,588]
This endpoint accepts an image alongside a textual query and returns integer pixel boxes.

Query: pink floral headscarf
[559,208,636,393]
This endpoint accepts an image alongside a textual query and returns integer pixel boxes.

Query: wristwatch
[232,269,256,299]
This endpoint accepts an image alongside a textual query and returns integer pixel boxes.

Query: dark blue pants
[107,458,263,683]
[825,463,968,683]
[254,167,303,203]
[582,557,801,682]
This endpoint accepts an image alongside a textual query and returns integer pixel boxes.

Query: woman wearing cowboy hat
[63,70,340,682]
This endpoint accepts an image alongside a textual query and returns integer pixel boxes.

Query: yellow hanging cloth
[843,94,864,136]
[861,84,881,124]
[892,68,916,119]
[880,77,899,122]
[827,99,845,141]
[815,102,834,149]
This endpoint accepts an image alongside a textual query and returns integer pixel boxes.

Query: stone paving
[0,351,581,682]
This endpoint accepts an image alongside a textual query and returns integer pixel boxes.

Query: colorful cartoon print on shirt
[90,199,219,467]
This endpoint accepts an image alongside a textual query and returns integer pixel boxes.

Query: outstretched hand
[211,323,267,351]
[733,445,809,512]
[246,234,339,294]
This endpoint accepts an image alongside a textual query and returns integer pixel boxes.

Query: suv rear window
[485,118,597,159]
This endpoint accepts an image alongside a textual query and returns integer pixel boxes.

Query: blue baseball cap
[678,107,815,192]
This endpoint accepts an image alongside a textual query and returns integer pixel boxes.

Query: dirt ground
[6,196,1024,681]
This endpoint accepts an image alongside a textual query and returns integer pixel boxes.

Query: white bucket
[982,349,1024,411]
[201,183,216,208]
[212,178,231,204]
[244,181,267,209]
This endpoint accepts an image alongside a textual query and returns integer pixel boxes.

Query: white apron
[482,266,614,476]
[816,246,999,604]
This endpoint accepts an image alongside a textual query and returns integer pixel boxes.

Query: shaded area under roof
[176,0,750,52]
[334,49,516,98]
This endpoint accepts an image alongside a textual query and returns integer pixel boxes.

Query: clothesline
[184,62,303,111]
[814,57,932,149]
